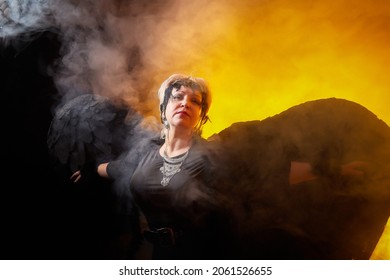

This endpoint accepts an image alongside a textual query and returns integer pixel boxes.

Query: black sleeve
[107,159,127,179]
[107,136,162,180]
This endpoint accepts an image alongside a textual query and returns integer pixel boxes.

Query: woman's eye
[192,99,201,105]
[171,93,201,106]
[172,94,183,101]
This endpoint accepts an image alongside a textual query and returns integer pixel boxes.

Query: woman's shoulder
[190,135,226,164]
[131,134,162,151]
[192,135,211,151]
[193,134,224,153]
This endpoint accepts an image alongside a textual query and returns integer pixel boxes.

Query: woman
[70,74,373,259]
[93,74,234,259]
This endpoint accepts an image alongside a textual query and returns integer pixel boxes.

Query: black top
[130,138,216,228]
[108,136,234,259]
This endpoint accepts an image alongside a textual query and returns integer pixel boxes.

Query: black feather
[47,93,140,172]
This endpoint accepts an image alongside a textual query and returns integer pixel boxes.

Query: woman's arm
[69,162,110,183]
[97,162,109,178]
[289,161,318,185]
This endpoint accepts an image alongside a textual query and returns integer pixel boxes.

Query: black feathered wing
[209,97,390,259]
[46,93,159,259]
[47,94,142,174]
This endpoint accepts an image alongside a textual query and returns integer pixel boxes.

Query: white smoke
[1,0,235,120]
[0,0,52,38]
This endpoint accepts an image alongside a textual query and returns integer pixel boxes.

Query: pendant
[161,176,170,187]
[160,165,181,186]
[159,150,189,186]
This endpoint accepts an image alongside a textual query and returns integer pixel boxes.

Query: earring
[163,118,169,128]
[160,118,169,139]
[164,119,169,128]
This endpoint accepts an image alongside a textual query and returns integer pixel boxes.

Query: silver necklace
[160,150,189,186]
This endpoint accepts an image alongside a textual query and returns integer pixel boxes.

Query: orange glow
[145,0,390,138]
[202,1,390,138]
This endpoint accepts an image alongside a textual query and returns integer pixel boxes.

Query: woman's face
[165,85,203,131]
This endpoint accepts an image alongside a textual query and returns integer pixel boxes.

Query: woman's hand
[69,162,109,183]
[340,160,373,180]
[289,160,373,185]
[70,170,82,183]
[340,161,371,176]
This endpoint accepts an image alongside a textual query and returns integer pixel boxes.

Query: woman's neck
[162,129,193,157]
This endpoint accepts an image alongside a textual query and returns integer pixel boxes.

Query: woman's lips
[175,111,190,117]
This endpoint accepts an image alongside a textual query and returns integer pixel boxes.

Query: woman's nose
[180,97,189,107]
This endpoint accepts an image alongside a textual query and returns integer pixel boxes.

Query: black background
[0,31,120,260]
